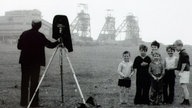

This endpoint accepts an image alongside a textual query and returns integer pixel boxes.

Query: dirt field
[0,43,192,108]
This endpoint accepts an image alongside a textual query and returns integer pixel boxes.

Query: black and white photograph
[0,0,192,108]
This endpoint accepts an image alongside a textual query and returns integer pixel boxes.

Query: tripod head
[53,15,73,52]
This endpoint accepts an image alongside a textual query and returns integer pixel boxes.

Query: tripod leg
[60,47,64,103]
[27,46,59,108]
[64,48,86,104]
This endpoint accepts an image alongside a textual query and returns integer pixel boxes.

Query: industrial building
[0,9,52,44]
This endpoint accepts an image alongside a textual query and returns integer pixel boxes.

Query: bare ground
[0,44,192,108]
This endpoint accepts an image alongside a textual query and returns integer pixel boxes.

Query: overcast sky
[1,0,192,45]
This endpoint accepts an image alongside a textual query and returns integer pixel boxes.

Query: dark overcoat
[18,28,58,66]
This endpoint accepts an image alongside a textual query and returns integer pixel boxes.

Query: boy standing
[149,52,165,105]
[163,45,178,104]
[174,40,190,105]
[117,51,133,105]
[133,44,151,105]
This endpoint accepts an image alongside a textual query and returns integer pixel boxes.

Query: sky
[1,0,192,45]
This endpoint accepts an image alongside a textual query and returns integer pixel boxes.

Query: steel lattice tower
[70,4,92,41]
[97,9,116,42]
[115,13,140,44]
[125,14,139,41]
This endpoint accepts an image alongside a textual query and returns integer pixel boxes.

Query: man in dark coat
[17,19,59,107]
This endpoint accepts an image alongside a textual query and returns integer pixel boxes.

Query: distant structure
[97,9,116,42]
[0,9,52,44]
[116,13,140,44]
[70,3,92,41]
[0,8,141,45]
[97,13,141,45]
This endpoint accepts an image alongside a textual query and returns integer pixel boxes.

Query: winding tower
[70,4,92,41]
[97,9,116,42]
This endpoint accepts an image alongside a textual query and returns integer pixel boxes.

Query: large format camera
[53,15,73,52]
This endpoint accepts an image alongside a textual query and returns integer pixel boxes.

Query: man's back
[18,29,47,66]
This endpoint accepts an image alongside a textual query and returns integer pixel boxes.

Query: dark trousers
[163,69,175,103]
[150,78,163,105]
[20,65,40,106]
[134,76,151,105]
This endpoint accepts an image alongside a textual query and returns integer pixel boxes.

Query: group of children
[117,40,191,106]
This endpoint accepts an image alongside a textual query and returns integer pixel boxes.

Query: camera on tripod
[28,15,98,108]
[52,15,73,52]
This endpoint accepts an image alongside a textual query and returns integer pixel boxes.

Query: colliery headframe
[0,4,141,45]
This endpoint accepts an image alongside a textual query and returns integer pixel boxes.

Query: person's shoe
[162,101,167,104]
[168,101,173,104]
[185,100,191,106]
[180,99,186,105]
[180,99,189,105]
[31,103,44,107]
